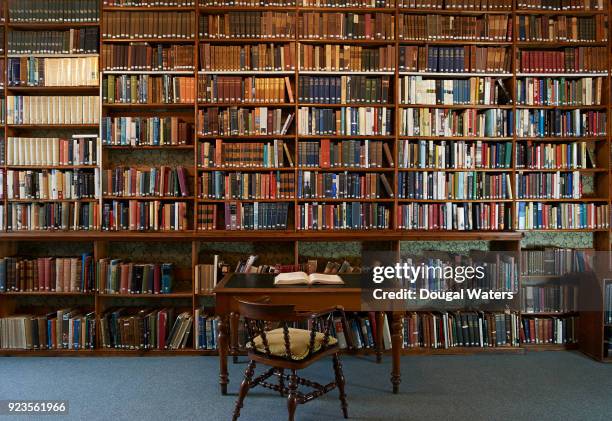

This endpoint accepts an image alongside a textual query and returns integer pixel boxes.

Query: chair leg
[333,353,348,419]
[232,360,256,421]
[287,369,298,421]
[278,368,285,397]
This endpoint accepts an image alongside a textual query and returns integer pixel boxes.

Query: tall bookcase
[0,0,610,361]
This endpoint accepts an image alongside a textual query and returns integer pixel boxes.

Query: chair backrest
[236,298,337,361]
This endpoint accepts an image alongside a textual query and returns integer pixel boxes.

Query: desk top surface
[216,273,363,292]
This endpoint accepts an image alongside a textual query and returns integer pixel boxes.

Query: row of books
[297,107,392,136]
[516,202,609,230]
[8,29,99,55]
[402,312,520,348]
[399,108,511,138]
[194,309,218,350]
[101,117,194,146]
[0,255,95,293]
[516,171,585,200]
[299,44,395,72]
[520,316,577,345]
[398,140,512,169]
[199,12,295,39]
[298,76,391,105]
[102,166,190,198]
[224,202,290,230]
[102,44,195,72]
[3,202,97,231]
[0,310,96,350]
[298,139,392,168]
[516,141,597,170]
[197,108,294,136]
[517,15,607,42]
[519,48,607,73]
[102,75,196,104]
[7,57,99,87]
[297,202,390,230]
[198,76,293,104]
[6,169,100,200]
[101,12,196,40]
[8,1,99,23]
[396,202,511,230]
[5,136,98,167]
[399,46,511,73]
[198,139,293,168]
[96,260,175,294]
[297,171,393,199]
[194,259,219,294]
[198,171,296,199]
[297,13,395,40]
[342,313,391,350]
[6,96,100,125]
[102,200,189,231]
[398,14,512,41]
[520,248,591,276]
[400,76,509,106]
[522,285,578,313]
[397,171,513,200]
[199,43,296,71]
[515,109,606,137]
[100,308,193,350]
[516,77,603,105]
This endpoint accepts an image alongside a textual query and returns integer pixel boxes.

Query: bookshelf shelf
[198,70,295,75]
[199,38,293,43]
[7,53,100,58]
[5,165,99,169]
[103,70,195,75]
[298,39,395,45]
[198,167,294,172]
[398,40,513,45]
[98,293,193,298]
[102,38,195,43]
[197,103,295,107]
[103,145,193,150]
[7,199,99,203]
[102,103,195,108]
[398,104,513,109]
[7,86,99,93]
[401,347,525,355]
[102,7,196,12]
[102,196,195,201]
[515,73,609,77]
[517,41,608,47]
[399,72,513,77]
[0,292,95,296]
[298,71,395,75]
[7,23,100,29]
[398,9,513,15]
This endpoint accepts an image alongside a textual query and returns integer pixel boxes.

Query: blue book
[161,263,174,294]
[0,258,6,292]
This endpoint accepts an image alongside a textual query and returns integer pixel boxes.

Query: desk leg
[375,312,384,363]
[218,315,229,395]
[391,313,402,394]
[230,312,239,364]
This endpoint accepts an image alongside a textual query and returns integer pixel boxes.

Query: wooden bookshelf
[0,0,610,358]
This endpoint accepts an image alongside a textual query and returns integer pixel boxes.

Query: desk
[214,273,403,394]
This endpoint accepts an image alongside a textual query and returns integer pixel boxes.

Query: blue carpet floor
[1,352,611,421]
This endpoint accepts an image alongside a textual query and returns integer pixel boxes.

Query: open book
[274,272,344,286]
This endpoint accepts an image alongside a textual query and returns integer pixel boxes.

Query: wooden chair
[232,298,351,421]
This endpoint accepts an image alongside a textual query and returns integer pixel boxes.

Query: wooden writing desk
[214,273,403,394]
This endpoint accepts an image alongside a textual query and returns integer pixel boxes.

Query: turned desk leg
[218,315,229,395]
[230,312,239,363]
[376,312,384,363]
[391,313,402,394]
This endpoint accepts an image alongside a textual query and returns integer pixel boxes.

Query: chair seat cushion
[249,327,338,360]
